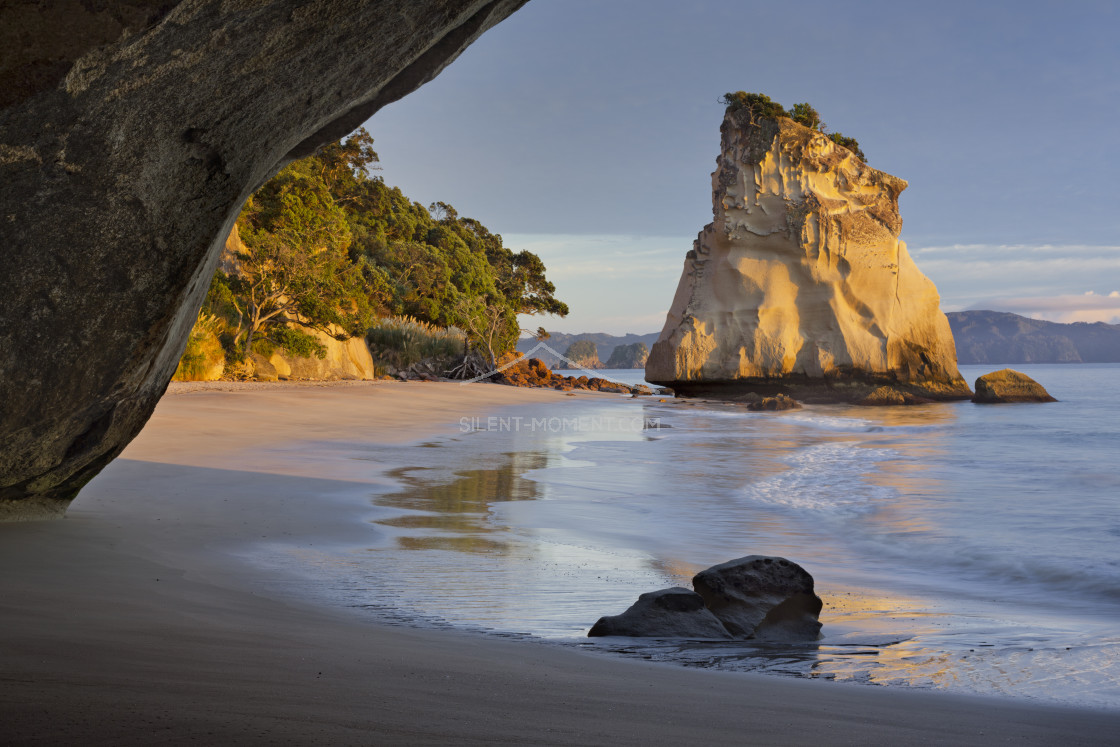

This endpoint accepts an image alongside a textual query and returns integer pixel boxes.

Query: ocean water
[269,363,1120,709]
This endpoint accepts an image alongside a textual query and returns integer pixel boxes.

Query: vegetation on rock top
[563,339,601,368]
[720,91,867,161]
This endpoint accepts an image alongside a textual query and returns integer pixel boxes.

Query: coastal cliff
[646,108,970,402]
[0,0,526,520]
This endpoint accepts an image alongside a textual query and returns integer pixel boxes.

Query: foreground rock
[0,0,526,520]
[646,106,970,404]
[972,369,1057,403]
[692,556,823,641]
[588,555,822,641]
[587,588,733,639]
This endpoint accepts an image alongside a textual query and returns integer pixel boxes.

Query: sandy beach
[1,380,1117,745]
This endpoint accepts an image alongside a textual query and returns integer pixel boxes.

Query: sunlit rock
[972,369,1057,403]
[646,110,971,403]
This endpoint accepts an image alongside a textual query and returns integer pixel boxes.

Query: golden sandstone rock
[647,112,971,403]
[972,369,1056,403]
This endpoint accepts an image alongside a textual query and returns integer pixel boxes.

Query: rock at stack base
[972,369,1057,403]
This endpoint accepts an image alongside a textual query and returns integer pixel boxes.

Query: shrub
[366,316,466,372]
[828,132,867,161]
[721,92,868,161]
[269,326,328,359]
[172,314,227,381]
[789,102,822,131]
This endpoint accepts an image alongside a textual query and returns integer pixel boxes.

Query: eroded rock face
[972,369,1057,403]
[646,113,971,403]
[587,587,733,639]
[692,555,822,641]
[0,0,526,520]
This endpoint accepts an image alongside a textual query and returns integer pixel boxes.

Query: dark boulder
[588,556,823,642]
[972,369,1057,403]
[0,0,526,519]
[692,555,823,641]
[587,587,733,639]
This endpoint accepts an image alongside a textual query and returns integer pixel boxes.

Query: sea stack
[646,99,970,402]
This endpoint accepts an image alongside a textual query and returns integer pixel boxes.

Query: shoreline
[2,381,1117,744]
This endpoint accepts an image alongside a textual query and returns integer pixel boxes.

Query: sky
[364,0,1120,334]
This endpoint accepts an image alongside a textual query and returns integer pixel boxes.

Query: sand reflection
[374,451,550,552]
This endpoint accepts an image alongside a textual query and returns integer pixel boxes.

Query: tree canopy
[197,128,568,366]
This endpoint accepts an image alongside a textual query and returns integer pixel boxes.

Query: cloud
[907,243,1120,322]
[966,291,1120,324]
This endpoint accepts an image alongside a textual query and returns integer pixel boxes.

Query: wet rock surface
[0,0,526,519]
[589,555,822,642]
[692,555,823,641]
[587,587,733,639]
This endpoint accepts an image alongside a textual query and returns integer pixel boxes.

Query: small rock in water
[746,393,802,411]
[859,386,931,406]
[587,587,733,639]
[972,369,1057,403]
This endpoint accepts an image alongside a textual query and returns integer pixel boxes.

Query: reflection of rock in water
[374,451,550,554]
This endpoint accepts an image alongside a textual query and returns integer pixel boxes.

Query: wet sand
[1,381,1117,744]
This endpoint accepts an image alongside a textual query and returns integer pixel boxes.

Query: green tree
[720,91,788,122]
[789,102,823,131]
[189,126,568,374]
[828,132,866,161]
[231,160,373,357]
